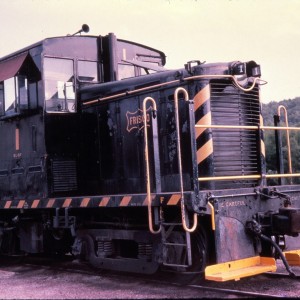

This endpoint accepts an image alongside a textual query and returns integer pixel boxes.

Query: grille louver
[51,159,78,192]
[210,81,260,188]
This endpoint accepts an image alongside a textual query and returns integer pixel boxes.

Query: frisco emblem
[126,106,152,132]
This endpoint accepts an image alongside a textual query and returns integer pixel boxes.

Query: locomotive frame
[0,25,300,281]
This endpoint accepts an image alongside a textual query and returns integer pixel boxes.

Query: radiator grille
[210,81,260,188]
[51,159,78,192]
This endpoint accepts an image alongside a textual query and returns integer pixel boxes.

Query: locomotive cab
[0,32,166,200]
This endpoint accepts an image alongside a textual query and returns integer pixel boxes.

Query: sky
[0,0,300,103]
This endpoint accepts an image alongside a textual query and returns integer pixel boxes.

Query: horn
[71,24,90,36]
[81,24,90,33]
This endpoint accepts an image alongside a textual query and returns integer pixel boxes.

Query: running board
[284,249,300,266]
[205,256,276,282]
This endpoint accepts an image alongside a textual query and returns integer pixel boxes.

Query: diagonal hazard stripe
[260,115,265,157]
[31,199,40,208]
[260,114,264,126]
[120,196,132,206]
[99,197,110,207]
[17,200,25,209]
[261,140,266,157]
[167,194,181,205]
[196,112,212,138]
[63,198,72,208]
[194,85,210,111]
[47,199,56,208]
[80,197,91,207]
[197,139,213,164]
[4,201,12,209]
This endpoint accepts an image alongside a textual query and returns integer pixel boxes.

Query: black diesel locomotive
[0,25,300,281]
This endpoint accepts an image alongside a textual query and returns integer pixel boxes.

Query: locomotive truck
[0,25,300,281]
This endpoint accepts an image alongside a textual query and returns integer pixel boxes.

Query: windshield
[44,57,75,113]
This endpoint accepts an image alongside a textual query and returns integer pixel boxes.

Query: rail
[82,74,266,106]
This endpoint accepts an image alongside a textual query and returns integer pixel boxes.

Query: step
[284,249,300,266]
[205,256,276,282]
[163,262,189,268]
[163,242,187,247]
[161,222,183,226]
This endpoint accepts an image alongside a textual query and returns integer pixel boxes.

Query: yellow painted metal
[195,124,300,131]
[143,97,161,235]
[207,202,215,231]
[266,173,300,178]
[205,256,276,282]
[198,174,261,181]
[174,88,197,233]
[284,250,300,266]
[198,173,300,182]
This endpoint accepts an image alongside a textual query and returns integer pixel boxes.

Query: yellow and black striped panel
[194,84,214,188]
[193,81,262,189]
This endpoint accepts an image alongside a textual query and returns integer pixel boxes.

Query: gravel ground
[0,262,212,299]
[0,259,299,299]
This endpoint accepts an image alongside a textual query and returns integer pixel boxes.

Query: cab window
[118,63,135,80]
[4,77,16,115]
[0,75,38,117]
[44,57,75,113]
[0,52,40,118]
[78,60,98,82]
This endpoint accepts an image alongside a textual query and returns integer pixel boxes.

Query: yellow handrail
[195,124,300,131]
[207,202,215,231]
[142,97,161,234]
[174,87,198,233]
[198,173,300,182]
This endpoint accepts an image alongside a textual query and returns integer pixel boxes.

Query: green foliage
[262,97,300,126]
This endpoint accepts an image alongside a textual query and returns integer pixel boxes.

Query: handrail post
[142,97,161,234]
[278,105,293,184]
[274,114,285,185]
[174,87,197,233]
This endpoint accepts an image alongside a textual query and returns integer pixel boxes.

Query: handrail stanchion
[174,87,197,233]
[143,97,161,234]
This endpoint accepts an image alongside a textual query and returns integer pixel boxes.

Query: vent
[51,159,78,192]
[28,165,42,173]
[0,169,8,177]
[11,167,25,175]
[210,81,260,189]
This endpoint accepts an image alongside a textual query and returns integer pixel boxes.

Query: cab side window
[0,75,38,117]
[0,53,40,118]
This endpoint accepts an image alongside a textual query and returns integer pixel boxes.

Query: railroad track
[0,255,297,299]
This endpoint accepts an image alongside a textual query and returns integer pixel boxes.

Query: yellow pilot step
[284,249,300,266]
[205,256,276,282]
